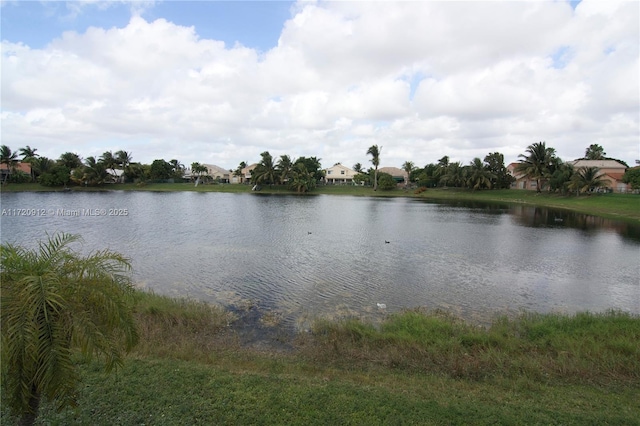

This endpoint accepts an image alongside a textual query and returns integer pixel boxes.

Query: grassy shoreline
[2,182,639,223]
[3,291,639,425]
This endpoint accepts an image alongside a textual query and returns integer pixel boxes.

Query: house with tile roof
[508,159,630,192]
[1,162,32,183]
[568,160,629,193]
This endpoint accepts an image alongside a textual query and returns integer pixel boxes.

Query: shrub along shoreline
[2,183,640,223]
[3,291,639,424]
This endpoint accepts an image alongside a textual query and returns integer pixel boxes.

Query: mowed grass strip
[21,357,640,426]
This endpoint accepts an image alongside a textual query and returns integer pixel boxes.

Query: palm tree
[57,152,82,170]
[19,146,39,182]
[169,159,183,170]
[100,151,118,180]
[440,162,466,188]
[433,156,450,185]
[402,161,415,188]
[252,151,278,186]
[622,166,640,190]
[569,167,608,195]
[297,156,323,182]
[83,156,110,185]
[190,162,209,186]
[584,144,606,160]
[1,145,19,184]
[353,163,363,173]
[548,162,575,194]
[483,152,514,189]
[115,150,132,169]
[19,145,38,161]
[114,150,132,182]
[1,233,138,426]
[32,157,56,178]
[234,161,247,183]
[515,142,557,193]
[124,163,150,182]
[466,158,494,190]
[289,162,316,193]
[416,163,438,188]
[169,159,185,180]
[366,145,381,190]
[276,155,293,184]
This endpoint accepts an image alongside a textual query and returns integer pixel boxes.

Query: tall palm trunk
[19,386,40,426]
[367,145,381,191]
[373,167,378,191]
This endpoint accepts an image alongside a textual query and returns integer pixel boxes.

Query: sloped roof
[107,169,125,177]
[0,162,32,174]
[378,166,407,177]
[324,163,356,173]
[507,162,519,170]
[569,160,627,169]
[203,164,231,176]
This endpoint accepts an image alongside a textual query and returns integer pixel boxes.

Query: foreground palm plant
[1,233,139,426]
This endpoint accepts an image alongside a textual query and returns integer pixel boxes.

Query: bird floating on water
[377,303,387,309]
[385,240,390,244]
[308,231,312,234]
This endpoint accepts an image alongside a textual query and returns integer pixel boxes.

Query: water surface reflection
[1,191,638,328]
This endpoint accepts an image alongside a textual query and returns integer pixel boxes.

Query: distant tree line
[0,146,189,186]
[1,142,638,192]
[356,142,637,194]
[248,152,323,193]
[352,144,515,191]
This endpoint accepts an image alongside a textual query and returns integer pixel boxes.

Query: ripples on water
[1,191,638,328]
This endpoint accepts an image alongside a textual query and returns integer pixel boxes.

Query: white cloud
[1,0,638,170]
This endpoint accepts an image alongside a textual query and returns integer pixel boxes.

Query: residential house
[378,166,408,184]
[184,164,232,183]
[508,159,630,192]
[569,159,629,193]
[324,163,357,184]
[203,164,233,183]
[106,169,125,183]
[1,162,32,182]
[231,163,257,184]
[507,163,538,190]
[204,164,232,183]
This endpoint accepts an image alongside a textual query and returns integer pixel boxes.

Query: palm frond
[1,232,138,421]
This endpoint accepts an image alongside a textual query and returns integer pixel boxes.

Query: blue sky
[1,0,638,169]
[2,1,293,51]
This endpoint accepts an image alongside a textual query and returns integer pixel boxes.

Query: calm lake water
[1,191,639,329]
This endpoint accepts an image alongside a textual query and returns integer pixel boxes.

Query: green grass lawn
[3,293,638,425]
[25,357,639,425]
